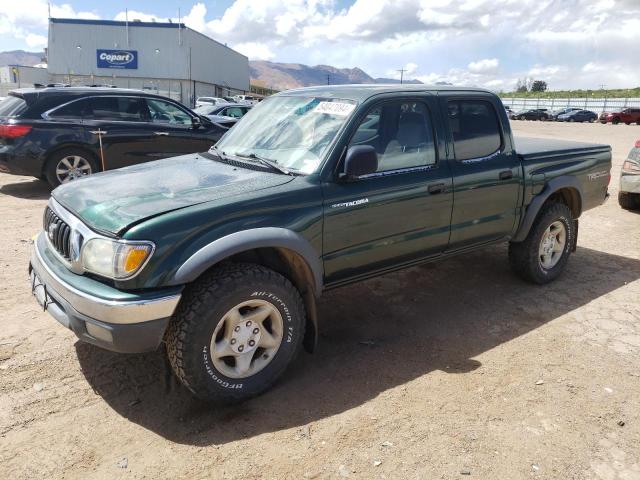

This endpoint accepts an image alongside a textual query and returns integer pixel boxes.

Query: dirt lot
[0,121,639,480]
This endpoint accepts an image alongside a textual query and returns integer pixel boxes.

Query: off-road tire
[618,192,640,210]
[165,263,306,402]
[44,147,99,187]
[509,202,575,284]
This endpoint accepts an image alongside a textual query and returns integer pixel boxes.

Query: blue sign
[96,49,138,69]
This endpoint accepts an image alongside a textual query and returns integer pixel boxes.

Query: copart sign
[97,49,138,69]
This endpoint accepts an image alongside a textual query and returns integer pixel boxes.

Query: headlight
[622,160,640,174]
[81,238,154,279]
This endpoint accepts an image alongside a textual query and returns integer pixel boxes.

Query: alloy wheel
[210,299,284,379]
[56,155,92,183]
[539,220,567,269]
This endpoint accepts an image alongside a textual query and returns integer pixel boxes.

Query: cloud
[2,0,639,90]
[468,58,498,74]
[233,42,276,61]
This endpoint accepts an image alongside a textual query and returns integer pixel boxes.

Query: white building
[1,18,250,106]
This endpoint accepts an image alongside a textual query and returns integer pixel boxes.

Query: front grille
[43,206,73,259]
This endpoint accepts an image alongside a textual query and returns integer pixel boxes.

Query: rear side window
[448,100,502,161]
[48,98,90,119]
[87,97,149,122]
[0,96,27,117]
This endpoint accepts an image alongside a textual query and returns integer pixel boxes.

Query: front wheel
[509,203,575,284]
[165,263,306,402]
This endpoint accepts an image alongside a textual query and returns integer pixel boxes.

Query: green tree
[531,80,548,92]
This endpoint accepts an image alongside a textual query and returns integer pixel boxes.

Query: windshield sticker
[314,102,355,116]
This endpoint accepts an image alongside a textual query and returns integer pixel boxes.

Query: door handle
[499,170,513,180]
[428,182,446,194]
[154,132,170,136]
[89,130,107,136]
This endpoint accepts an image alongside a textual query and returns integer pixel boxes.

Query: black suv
[514,108,550,121]
[0,87,226,186]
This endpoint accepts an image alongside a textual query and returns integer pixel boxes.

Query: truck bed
[515,137,611,161]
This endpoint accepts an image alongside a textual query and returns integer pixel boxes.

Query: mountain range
[0,50,422,90]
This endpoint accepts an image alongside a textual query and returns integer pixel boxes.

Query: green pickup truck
[29,85,611,401]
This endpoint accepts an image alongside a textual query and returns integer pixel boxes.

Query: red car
[599,108,640,125]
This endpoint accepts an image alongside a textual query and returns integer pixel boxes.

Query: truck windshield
[214,96,356,174]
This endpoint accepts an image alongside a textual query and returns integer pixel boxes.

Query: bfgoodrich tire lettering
[508,202,575,284]
[165,262,305,402]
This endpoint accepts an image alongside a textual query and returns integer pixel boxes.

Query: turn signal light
[0,124,32,139]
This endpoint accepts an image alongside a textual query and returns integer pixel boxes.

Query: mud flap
[572,219,579,252]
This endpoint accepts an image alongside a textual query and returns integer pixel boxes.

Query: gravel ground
[0,121,639,480]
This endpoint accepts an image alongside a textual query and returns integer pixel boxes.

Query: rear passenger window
[87,97,149,122]
[0,96,27,117]
[49,99,90,119]
[448,100,502,161]
[349,101,436,173]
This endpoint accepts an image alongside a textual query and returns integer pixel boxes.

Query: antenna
[178,8,182,46]
[327,74,330,85]
[125,9,129,47]
[48,1,51,18]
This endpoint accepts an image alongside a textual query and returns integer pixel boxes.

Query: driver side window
[348,101,436,173]
[146,99,192,126]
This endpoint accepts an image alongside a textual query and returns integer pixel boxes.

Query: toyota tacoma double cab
[29,85,611,402]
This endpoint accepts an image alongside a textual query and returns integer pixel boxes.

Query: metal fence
[501,97,640,113]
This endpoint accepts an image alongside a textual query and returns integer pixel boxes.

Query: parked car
[618,139,640,209]
[549,108,581,121]
[28,85,611,402]
[233,94,259,105]
[0,87,226,186]
[599,108,640,125]
[222,96,237,103]
[504,105,516,119]
[515,108,550,121]
[194,103,252,129]
[557,109,598,123]
[195,97,229,108]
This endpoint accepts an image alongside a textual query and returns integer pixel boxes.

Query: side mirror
[192,116,202,129]
[340,145,378,180]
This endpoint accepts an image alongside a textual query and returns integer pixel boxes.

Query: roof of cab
[276,84,495,102]
[11,87,151,97]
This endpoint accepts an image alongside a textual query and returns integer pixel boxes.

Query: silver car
[619,139,640,210]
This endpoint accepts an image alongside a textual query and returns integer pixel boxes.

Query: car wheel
[636,120,640,125]
[45,148,98,187]
[618,192,640,210]
[589,118,595,123]
[569,118,575,122]
[625,122,631,125]
[508,202,575,284]
[165,263,306,402]
[612,117,620,125]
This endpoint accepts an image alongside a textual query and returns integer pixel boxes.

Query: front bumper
[29,233,182,353]
[620,173,640,194]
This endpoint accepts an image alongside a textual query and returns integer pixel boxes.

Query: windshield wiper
[232,152,293,175]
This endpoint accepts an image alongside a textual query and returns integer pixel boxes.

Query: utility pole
[397,68,406,85]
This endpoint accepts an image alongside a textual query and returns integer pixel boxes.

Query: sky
[0,0,639,91]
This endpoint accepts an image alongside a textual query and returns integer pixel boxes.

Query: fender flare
[512,175,583,242]
[171,227,324,293]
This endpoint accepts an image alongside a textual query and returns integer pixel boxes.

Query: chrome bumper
[31,234,181,325]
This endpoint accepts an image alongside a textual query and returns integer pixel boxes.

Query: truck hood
[52,153,295,235]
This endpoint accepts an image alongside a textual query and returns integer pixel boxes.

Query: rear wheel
[618,192,640,210]
[45,148,98,187]
[165,263,306,402]
[509,203,575,284]
[612,117,620,125]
